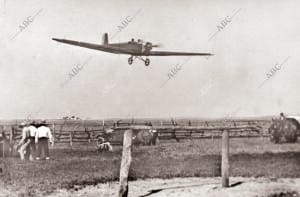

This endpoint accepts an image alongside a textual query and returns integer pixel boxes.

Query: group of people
[16,120,53,161]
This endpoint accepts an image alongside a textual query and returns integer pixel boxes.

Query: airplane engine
[145,42,153,53]
[145,42,161,52]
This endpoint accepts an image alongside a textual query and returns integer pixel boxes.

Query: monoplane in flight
[52,33,212,66]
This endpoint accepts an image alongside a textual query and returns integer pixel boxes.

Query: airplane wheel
[128,57,133,65]
[145,58,150,66]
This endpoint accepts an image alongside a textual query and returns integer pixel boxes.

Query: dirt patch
[46,177,300,197]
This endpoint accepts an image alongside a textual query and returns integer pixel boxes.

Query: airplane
[52,33,213,66]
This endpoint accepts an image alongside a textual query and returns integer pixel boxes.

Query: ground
[49,177,300,197]
[0,138,300,196]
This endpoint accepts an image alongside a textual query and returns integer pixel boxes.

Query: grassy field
[0,138,300,196]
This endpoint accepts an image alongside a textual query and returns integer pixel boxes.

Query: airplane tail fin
[102,33,108,45]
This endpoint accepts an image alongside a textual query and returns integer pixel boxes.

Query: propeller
[145,42,162,49]
[151,44,162,48]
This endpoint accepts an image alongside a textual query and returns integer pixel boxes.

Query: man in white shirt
[27,121,38,160]
[35,120,53,160]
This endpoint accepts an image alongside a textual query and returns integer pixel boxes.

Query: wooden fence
[0,118,269,156]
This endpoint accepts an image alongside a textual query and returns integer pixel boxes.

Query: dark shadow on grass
[210,181,244,190]
[230,181,243,187]
[139,182,219,197]
[268,191,299,197]
[139,189,163,197]
[64,177,119,190]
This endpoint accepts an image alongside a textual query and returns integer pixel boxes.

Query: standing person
[35,120,53,160]
[279,112,286,121]
[0,131,9,157]
[16,122,31,160]
[27,121,38,160]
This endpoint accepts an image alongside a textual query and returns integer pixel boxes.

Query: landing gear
[145,58,150,66]
[128,56,133,65]
[127,56,151,66]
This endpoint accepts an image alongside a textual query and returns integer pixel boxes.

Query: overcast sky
[0,0,300,119]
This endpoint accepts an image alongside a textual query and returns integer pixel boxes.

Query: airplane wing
[52,38,213,57]
[144,51,213,56]
[52,38,134,55]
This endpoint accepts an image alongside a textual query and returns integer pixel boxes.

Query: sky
[0,0,300,119]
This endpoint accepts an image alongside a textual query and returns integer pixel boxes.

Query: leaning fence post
[118,129,133,197]
[222,129,229,187]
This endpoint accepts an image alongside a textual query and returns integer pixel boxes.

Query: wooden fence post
[70,131,73,149]
[85,128,90,150]
[2,142,4,158]
[9,128,14,156]
[222,130,229,187]
[118,129,133,197]
[52,123,55,146]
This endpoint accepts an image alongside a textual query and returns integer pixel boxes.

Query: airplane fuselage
[108,41,150,55]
